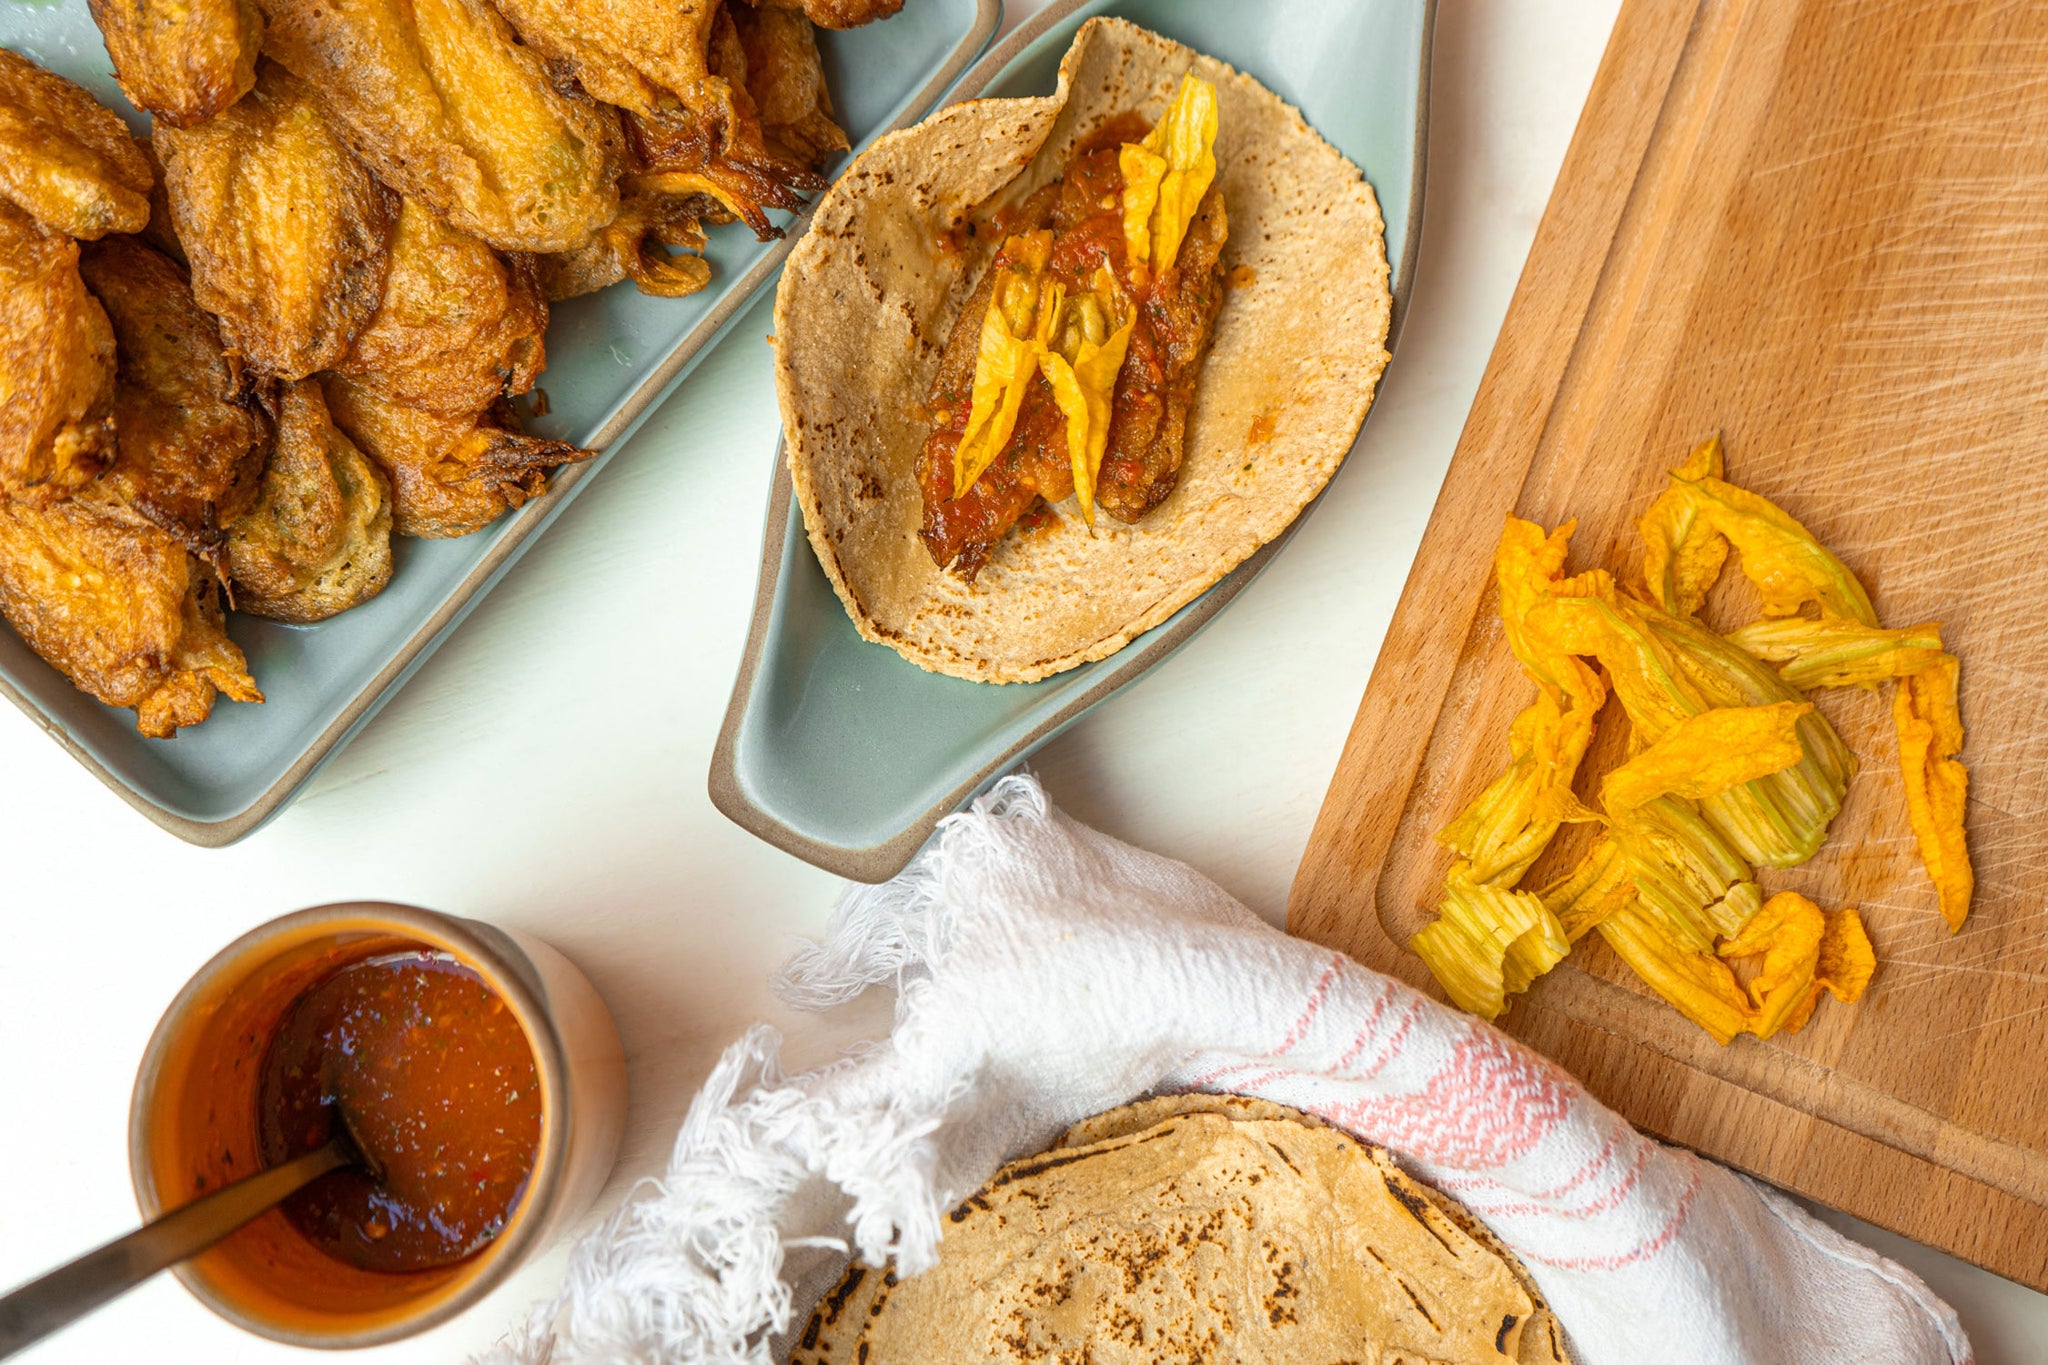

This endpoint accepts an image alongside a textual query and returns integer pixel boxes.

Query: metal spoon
[0,1115,375,1360]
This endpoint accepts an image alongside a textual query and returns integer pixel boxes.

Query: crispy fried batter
[259,0,623,253]
[226,379,391,622]
[484,0,716,117]
[728,3,847,170]
[0,202,115,502]
[132,135,187,265]
[0,495,260,736]
[748,0,902,30]
[155,61,394,381]
[77,235,268,563]
[0,48,153,239]
[488,0,824,238]
[321,375,591,539]
[332,198,548,415]
[321,195,583,537]
[86,0,263,127]
[532,187,712,300]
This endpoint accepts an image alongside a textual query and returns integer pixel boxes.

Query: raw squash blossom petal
[1538,836,1635,941]
[1436,690,1603,888]
[1410,518,1608,1014]
[1596,901,1757,1045]
[1120,72,1219,276]
[1410,867,1570,1021]
[1598,890,1873,1044]
[1894,653,1972,930]
[1728,617,1945,691]
[1640,435,1730,617]
[1037,273,1136,528]
[952,231,1055,498]
[1670,465,1879,626]
[1601,701,1812,815]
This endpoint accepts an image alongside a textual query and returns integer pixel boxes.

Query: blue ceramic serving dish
[0,0,1000,843]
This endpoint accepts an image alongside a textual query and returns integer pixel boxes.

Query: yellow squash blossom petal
[1894,653,1972,930]
[1539,837,1636,942]
[1728,617,1945,691]
[1038,276,1135,528]
[1601,890,1868,1044]
[952,232,1054,498]
[1436,689,1603,887]
[1597,901,1755,1045]
[1120,72,1219,276]
[1411,867,1569,1021]
[1600,701,1813,815]
[1606,796,1753,954]
[1493,516,1609,708]
[1640,435,1730,617]
[1118,142,1166,272]
[1671,468,1878,625]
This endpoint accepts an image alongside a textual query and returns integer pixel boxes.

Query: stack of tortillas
[788,1095,1570,1365]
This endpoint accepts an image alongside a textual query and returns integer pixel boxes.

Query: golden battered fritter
[0,495,261,737]
[490,0,822,239]
[87,0,263,127]
[532,187,711,300]
[0,48,154,240]
[321,375,591,539]
[730,4,847,170]
[0,202,115,502]
[77,235,268,562]
[749,0,902,29]
[332,198,547,416]
[155,61,395,381]
[258,0,623,253]
[226,379,391,622]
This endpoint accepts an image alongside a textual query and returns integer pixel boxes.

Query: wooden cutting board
[1288,0,2048,1289]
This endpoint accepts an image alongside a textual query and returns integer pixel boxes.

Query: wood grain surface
[1288,0,2048,1288]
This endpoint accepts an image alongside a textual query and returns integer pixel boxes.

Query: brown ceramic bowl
[128,903,627,1348]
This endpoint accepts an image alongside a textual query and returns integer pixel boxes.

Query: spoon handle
[0,1141,348,1360]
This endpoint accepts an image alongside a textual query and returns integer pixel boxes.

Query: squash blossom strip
[952,76,1218,511]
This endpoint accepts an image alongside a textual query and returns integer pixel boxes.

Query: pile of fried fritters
[0,0,895,736]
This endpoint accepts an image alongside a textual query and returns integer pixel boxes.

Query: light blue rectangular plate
[0,0,999,844]
[711,0,1436,881]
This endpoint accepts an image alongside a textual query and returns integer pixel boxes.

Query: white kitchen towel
[481,775,1970,1365]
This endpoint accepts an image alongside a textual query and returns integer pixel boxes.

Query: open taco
[775,18,1391,683]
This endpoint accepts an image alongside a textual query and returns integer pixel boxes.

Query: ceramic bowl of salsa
[127,903,627,1347]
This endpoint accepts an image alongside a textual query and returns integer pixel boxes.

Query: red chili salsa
[917,111,1230,579]
[257,951,542,1275]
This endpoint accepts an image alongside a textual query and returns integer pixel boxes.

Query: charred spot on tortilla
[820,1264,868,1325]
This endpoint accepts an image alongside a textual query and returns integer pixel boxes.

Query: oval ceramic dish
[711,0,1436,882]
[0,0,1000,845]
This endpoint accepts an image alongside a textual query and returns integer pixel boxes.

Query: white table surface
[4,2,2046,1361]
